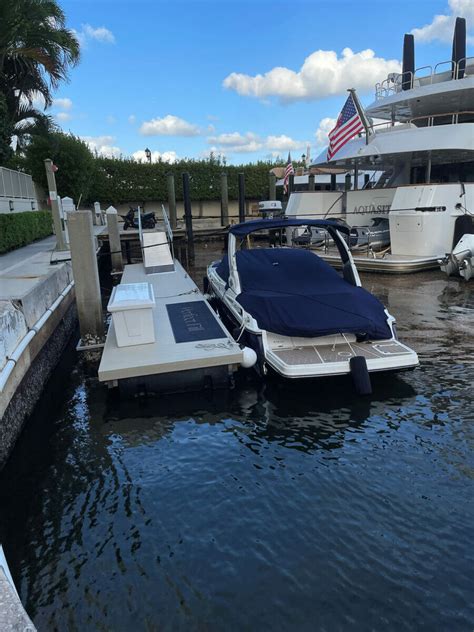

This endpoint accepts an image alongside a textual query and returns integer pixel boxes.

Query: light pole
[145,147,152,163]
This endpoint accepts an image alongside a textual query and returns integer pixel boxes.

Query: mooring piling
[269,173,276,200]
[220,173,229,225]
[106,206,123,273]
[167,173,177,229]
[288,174,295,195]
[67,210,104,342]
[308,173,315,191]
[44,158,67,251]
[238,173,245,223]
[331,174,337,191]
[182,172,195,264]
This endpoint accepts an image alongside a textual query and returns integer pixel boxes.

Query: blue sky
[48,0,473,163]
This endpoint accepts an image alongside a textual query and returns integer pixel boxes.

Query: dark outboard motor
[452,17,466,79]
[123,207,156,230]
[402,34,415,91]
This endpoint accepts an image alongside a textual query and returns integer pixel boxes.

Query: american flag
[283,153,294,194]
[327,94,364,161]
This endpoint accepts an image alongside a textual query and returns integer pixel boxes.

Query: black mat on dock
[167,301,227,343]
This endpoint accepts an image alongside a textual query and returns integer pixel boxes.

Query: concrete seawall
[0,249,77,470]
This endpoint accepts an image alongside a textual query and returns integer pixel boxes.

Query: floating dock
[98,254,247,393]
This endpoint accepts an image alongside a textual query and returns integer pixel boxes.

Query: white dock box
[107,283,156,347]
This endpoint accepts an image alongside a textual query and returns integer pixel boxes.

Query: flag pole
[348,88,371,145]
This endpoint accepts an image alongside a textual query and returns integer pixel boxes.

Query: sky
[45,0,474,164]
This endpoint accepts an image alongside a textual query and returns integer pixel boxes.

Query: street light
[145,147,152,163]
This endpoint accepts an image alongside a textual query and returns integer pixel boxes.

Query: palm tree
[0,0,79,150]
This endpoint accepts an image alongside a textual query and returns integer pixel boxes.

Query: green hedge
[89,157,282,204]
[0,210,53,254]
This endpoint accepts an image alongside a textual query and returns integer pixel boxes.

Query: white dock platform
[98,260,245,388]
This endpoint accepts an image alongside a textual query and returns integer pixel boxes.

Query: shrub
[0,210,53,253]
[23,132,95,201]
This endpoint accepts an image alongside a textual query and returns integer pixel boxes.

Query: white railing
[375,57,474,99]
[0,167,36,199]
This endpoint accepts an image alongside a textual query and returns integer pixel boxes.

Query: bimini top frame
[226,218,360,294]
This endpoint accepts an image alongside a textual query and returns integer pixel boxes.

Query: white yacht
[286,17,474,273]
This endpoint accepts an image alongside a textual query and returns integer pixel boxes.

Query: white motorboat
[286,16,474,273]
[206,218,418,392]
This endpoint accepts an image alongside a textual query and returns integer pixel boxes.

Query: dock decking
[98,260,244,387]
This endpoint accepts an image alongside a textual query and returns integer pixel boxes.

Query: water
[1,247,473,631]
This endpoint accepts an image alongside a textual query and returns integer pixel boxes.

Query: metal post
[354,161,359,190]
[426,152,432,183]
[308,174,315,191]
[238,173,245,223]
[220,173,229,225]
[167,173,177,229]
[330,174,337,191]
[182,172,194,264]
[106,206,123,273]
[269,173,277,200]
[67,210,104,341]
[364,174,370,188]
[44,158,67,251]
[345,173,351,191]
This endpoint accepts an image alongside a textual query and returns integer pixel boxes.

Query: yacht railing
[375,57,474,99]
[408,110,474,126]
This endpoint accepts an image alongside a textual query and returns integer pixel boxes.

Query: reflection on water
[0,256,473,631]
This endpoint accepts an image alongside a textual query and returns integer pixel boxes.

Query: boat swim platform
[316,250,440,273]
[98,260,245,392]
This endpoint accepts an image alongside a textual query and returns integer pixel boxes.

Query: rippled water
[1,250,473,631]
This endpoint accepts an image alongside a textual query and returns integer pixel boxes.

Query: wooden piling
[308,174,315,191]
[182,172,194,264]
[269,173,276,200]
[220,173,229,225]
[167,173,177,229]
[44,158,67,251]
[67,210,104,342]
[330,174,337,191]
[288,174,295,195]
[238,173,245,223]
[106,206,123,273]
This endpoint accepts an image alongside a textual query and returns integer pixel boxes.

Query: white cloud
[315,117,336,147]
[81,135,121,158]
[207,131,308,154]
[266,135,307,152]
[128,114,136,124]
[74,24,115,46]
[208,131,262,153]
[223,48,400,103]
[56,111,72,122]
[411,0,474,43]
[139,114,200,136]
[53,97,72,110]
[132,150,178,163]
[106,115,116,124]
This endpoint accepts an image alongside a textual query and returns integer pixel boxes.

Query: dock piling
[68,210,105,342]
[44,158,67,251]
[220,173,229,225]
[238,173,245,223]
[269,173,276,200]
[182,172,195,264]
[288,174,295,195]
[106,206,123,273]
[330,174,337,191]
[308,174,315,191]
[167,173,177,229]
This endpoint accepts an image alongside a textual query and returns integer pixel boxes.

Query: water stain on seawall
[0,250,473,631]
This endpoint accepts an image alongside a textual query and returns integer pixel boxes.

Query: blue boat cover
[215,248,392,339]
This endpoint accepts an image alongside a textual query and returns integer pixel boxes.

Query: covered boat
[206,218,418,388]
